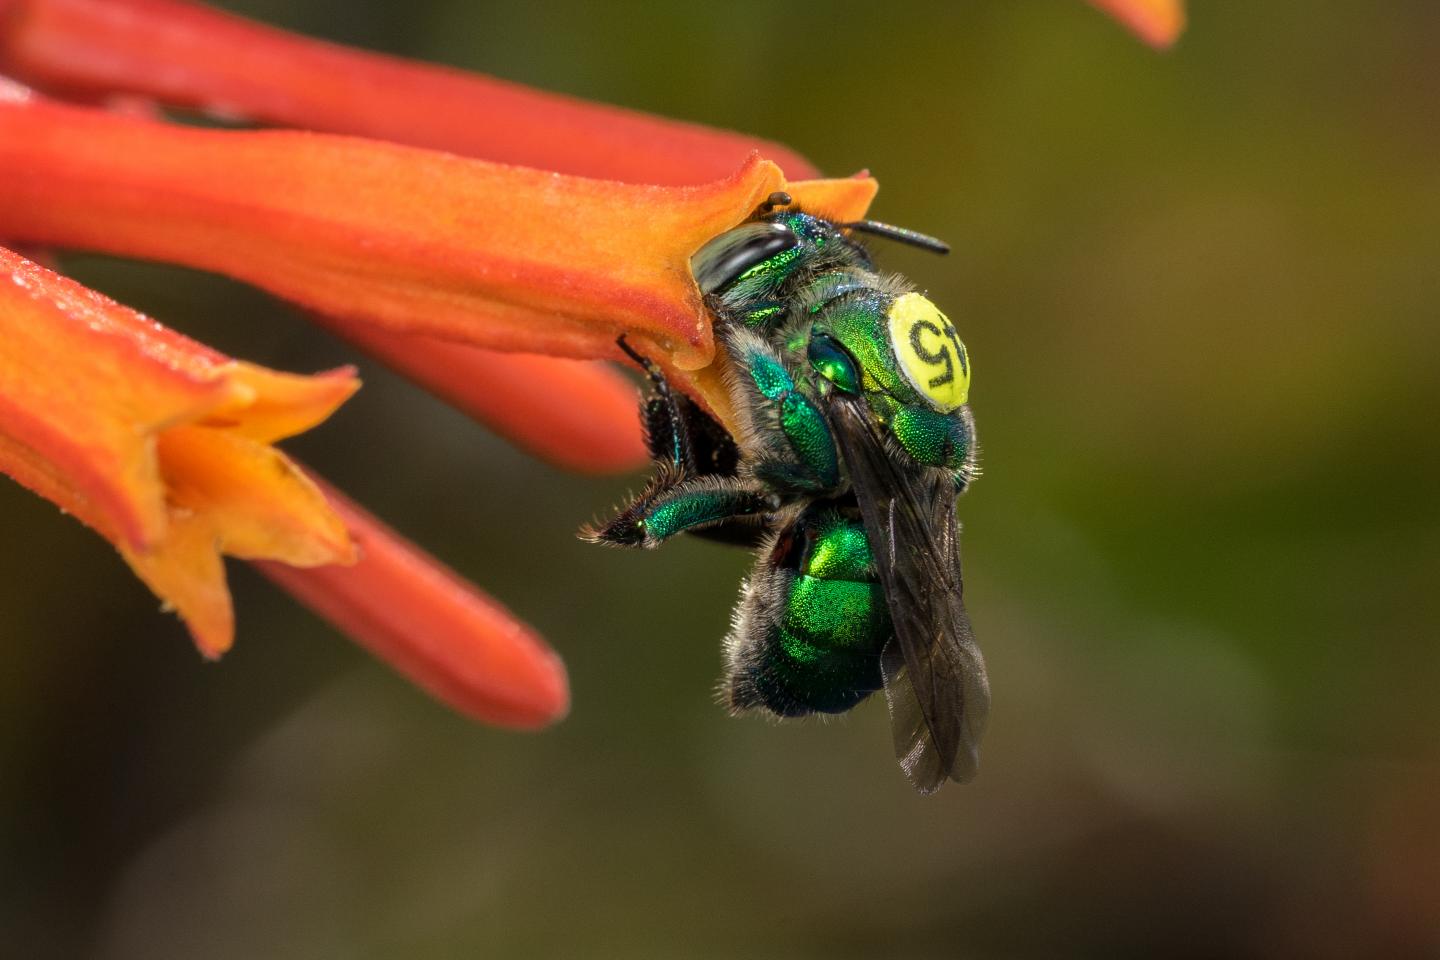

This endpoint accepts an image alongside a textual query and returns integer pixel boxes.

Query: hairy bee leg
[617,335,696,472]
[619,334,745,480]
[582,474,772,548]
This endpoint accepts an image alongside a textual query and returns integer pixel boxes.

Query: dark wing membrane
[826,394,990,791]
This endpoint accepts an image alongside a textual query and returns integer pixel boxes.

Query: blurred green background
[3,1,1439,957]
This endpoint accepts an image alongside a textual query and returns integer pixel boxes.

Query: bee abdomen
[725,513,890,717]
[729,574,888,716]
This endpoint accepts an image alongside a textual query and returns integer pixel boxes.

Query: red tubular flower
[0,0,820,184]
[1,246,568,724]
[256,482,567,730]
[319,322,648,475]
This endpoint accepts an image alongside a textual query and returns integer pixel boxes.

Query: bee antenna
[755,191,793,216]
[839,219,950,255]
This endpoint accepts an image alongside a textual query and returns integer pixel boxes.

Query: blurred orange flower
[1087,0,1186,48]
[0,0,820,184]
[0,91,874,426]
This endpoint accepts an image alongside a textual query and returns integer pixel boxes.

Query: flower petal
[119,506,232,657]
[157,426,354,567]
[0,244,358,655]
[255,480,569,730]
[213,362,365,444]
[1086,0,1186,49]
[0,0,820,183]
[0,94,875,428]
[138,426,357,658]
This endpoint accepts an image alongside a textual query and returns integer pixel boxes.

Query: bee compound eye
[887,292,969,412]
[691,222,799,294]
[807,331,861,393]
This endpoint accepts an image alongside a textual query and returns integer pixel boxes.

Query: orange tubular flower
[0,245,356,657]
[0,245,568,726]
[0,88,876,430]
[256,483,567,730]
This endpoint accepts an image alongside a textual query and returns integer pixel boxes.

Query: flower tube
[0,90,877,430]
[256,482,568,729]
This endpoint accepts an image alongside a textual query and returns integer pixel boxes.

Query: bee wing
[826,395,990,792]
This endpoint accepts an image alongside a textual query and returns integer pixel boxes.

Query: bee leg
[618,335,696,471]
[581,474,773,549]
[619,335,743,478]
[726,331,839,494]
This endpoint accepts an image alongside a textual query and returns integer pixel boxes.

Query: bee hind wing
[827,395,990,791]
[881,642,950,793]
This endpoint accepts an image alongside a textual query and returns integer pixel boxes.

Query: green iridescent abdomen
[728,509,890,716]
[770,575,888,714]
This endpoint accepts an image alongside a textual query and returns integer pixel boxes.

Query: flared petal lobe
[0,245,358,655]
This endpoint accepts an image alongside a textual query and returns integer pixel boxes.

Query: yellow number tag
[887,292,969,412]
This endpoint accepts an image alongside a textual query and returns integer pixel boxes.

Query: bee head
[691,211,863,302]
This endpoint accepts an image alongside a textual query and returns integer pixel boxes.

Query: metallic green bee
[586,192,988,792]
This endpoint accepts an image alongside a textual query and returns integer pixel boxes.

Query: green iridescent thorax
[799,272,881,318]
[891,405,973,472]
[799,288,977,478]
[813,296,914,403]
